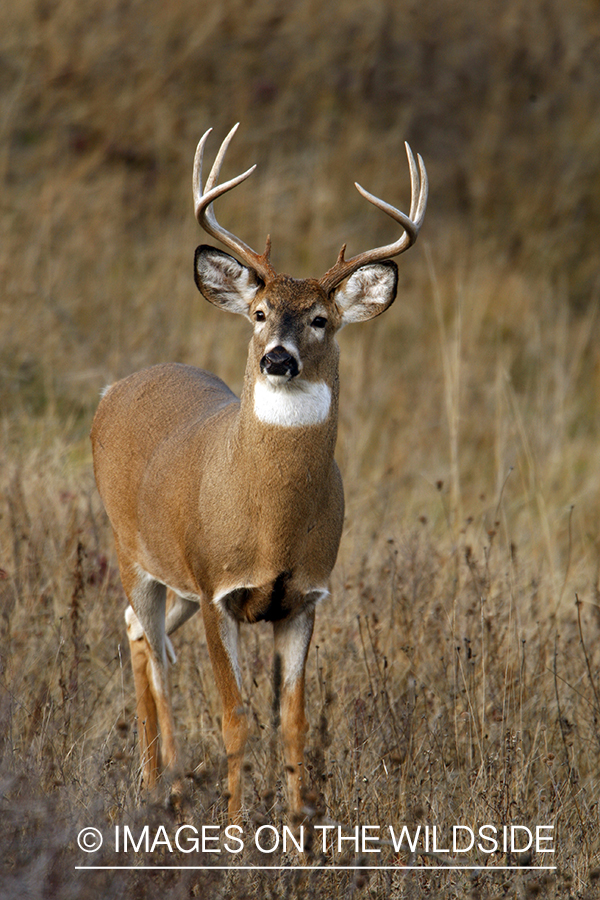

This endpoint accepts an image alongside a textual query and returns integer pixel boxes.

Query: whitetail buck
[91,124,427,822]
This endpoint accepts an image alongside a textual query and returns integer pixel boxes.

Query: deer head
[192,124,428,426]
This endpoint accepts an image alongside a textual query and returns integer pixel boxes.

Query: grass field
[2,0,600,896]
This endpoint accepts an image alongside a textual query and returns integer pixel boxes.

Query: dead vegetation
[2,0,600,896]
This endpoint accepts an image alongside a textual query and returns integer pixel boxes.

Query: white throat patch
[254,379,331,427]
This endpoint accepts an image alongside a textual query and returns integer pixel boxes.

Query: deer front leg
[273,605,315,817]
[202,597,248,823]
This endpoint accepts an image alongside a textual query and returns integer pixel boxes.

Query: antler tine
[406,142,418,220]
[193,124,275,282]
[319,142,428,294]
[413,151,429,224]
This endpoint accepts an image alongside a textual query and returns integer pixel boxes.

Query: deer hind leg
[165,593,200,640]
[126,606,161,785]
[273,605,315,817]
[120,562,177,788]
[201,596,248,823]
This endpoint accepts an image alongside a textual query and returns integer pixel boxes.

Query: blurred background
[2,0,600,524]
[2,1,600,893]
[2,0,599,401]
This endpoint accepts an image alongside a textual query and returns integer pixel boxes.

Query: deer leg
[273,604,315,816]
[202,597,248,823]
[126,607,161,785]
[120,561,177,787]
[166,592,200,636]
[163,591,200,664]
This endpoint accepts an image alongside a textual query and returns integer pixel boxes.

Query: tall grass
[2,0,600,896]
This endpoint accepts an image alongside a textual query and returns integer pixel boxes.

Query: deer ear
[194,245,262,317]
[334,261,398,326]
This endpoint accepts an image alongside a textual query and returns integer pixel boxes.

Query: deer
[91,123,427,823]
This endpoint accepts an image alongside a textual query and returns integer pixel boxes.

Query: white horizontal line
[75,865,557,871]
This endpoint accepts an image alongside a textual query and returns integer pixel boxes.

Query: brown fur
[91,263,355,818]
[91,134,420,820]
[92,360,344,617]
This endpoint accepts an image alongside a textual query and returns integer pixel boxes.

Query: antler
[319,142,428,294]
[193,124,276,282]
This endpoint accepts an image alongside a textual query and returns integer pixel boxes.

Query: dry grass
[2,0,600,896]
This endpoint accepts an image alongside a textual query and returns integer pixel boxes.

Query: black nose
[260,345,299,378]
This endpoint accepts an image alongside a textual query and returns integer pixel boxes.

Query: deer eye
[311,316,327,329]
[255,309,266,322]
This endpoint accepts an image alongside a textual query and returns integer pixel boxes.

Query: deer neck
[232,358,340,483]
